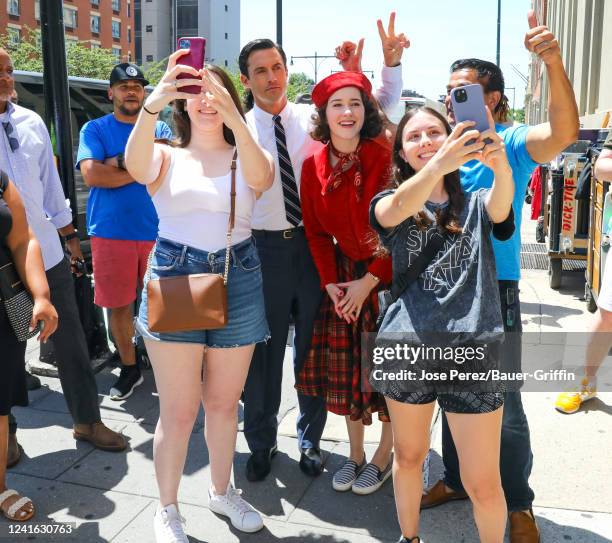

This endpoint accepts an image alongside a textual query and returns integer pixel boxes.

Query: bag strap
[222,149,237,285]
[146,149,238,285]
[0,170,8,197]
[389,230,446,302]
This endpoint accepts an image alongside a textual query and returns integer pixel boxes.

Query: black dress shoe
[246,444,278,482]
[299,447,323,477]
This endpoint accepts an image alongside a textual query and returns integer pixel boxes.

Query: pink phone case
[176,37,206,94]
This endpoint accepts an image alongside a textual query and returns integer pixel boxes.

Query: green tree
[287,72,314,102]
[1,27,119,80]
[511,108,525,124]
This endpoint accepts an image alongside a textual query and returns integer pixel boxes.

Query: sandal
[0,489,35,521]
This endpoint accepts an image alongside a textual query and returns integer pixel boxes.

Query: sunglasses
[2,122,19,152]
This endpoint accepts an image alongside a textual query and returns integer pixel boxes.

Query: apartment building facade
[525,0,611,128]
[1,0,135,62]
[135,0,240,70]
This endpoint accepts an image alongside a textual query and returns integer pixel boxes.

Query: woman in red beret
[295,71,394,495]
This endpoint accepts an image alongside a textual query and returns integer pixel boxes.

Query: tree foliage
[0,27,117,80]
[511,108,525,124]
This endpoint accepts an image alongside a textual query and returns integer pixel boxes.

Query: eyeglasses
[2,122,19,152]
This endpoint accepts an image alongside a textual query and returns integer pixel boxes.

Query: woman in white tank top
[125,51,274,541]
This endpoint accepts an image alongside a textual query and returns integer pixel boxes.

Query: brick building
[1,0,135,63]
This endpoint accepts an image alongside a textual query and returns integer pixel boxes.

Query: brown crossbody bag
[146,150,237,333]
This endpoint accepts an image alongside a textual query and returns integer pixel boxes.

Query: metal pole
[40,0,77,225]
[314,52,318,83]
[276,0,282,46]
[496,0,501,66]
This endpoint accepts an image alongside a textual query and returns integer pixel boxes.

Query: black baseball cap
[109,63,149,87]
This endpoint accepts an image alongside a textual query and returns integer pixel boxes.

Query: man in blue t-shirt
[420,11,579,543]
[76,63,172,402]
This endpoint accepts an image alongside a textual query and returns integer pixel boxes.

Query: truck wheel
[549,258,562,289]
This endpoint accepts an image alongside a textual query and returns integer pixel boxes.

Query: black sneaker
[109,365,144,400]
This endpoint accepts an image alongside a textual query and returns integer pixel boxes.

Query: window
[146,54,153,62]
[7,27,20,46]
[112,20,121,39]
[90,15,100,34]
[127,2,131,17]
[34,0,39,20]
[91,43,101,50]
[128,28,131,43]
[146,25,152,32]
[91,0,99,6]
[7,0,19,17]
[112,0,120,12]
[64,8,78,29]
[224,32,228,39]
[112,47,122,60]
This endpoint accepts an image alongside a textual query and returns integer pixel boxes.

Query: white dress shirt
[0,102,72,270]
[247,64,403,231]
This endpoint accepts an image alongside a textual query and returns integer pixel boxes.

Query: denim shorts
[135,237,270,348]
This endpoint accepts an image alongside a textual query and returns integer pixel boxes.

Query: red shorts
[91,237,155,309]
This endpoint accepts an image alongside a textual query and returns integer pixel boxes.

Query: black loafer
[246,444,278,482]
[299,447,323,477]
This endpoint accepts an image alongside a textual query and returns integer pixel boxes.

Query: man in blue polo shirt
[420,11,579,543]
[76,63,172,401]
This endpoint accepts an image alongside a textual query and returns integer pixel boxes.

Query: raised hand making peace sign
[335,11,410,72]
[377,11,410,67]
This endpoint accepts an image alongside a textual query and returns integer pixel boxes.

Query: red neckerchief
[323,142,363,201]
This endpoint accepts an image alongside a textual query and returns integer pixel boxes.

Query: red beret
[311,71,373,108]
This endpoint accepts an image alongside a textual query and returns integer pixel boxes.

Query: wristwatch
[116,152,126,170]
[63,230,79,242]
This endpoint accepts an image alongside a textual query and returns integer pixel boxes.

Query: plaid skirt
[296,248,390,425]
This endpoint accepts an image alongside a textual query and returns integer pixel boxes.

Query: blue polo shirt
[460,123,539,281]
[76,114,173,241]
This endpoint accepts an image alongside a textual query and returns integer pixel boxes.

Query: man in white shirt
[239,16,408,481]
[0,48,127,465]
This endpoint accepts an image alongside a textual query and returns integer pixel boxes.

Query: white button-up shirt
[247,65,403,231]
[0,102,72,270]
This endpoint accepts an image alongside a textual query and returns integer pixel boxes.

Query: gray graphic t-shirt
[369,188,504,345]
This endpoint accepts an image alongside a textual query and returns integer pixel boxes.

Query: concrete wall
[526,0,611,128]
[140,0,173,65]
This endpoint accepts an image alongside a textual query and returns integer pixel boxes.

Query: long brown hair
[391,107,464,234]
[158,64,245,148]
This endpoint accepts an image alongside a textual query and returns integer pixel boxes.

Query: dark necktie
[273,114,302,226]
[2,122,20,152]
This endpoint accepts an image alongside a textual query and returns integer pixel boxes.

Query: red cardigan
[300,138,392,288]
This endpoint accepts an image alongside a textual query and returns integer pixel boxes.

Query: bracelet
[367,271,380,284]
[142,104,160,115]
[63,231,79,242]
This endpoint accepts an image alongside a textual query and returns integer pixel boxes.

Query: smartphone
[176,37,206,94]
[450,83,490,137]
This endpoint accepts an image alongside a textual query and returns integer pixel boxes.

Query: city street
[2,209,611,543]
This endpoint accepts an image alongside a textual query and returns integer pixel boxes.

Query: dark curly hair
[390,106,464,235]
[450,58,510,124]
[310,90,383,143]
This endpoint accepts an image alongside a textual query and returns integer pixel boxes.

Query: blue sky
[241,0,534,109]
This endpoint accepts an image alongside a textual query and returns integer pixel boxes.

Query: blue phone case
[450,84,489,133]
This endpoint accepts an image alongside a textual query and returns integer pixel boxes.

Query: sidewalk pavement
[2,211,612,542]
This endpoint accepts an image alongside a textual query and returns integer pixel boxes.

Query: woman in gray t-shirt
[369,107,514,543]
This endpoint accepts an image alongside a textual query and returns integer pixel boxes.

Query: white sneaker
[154,503,188,543]
[208,483,264,533]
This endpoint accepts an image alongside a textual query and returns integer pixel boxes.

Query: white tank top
[152,147,256,252]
